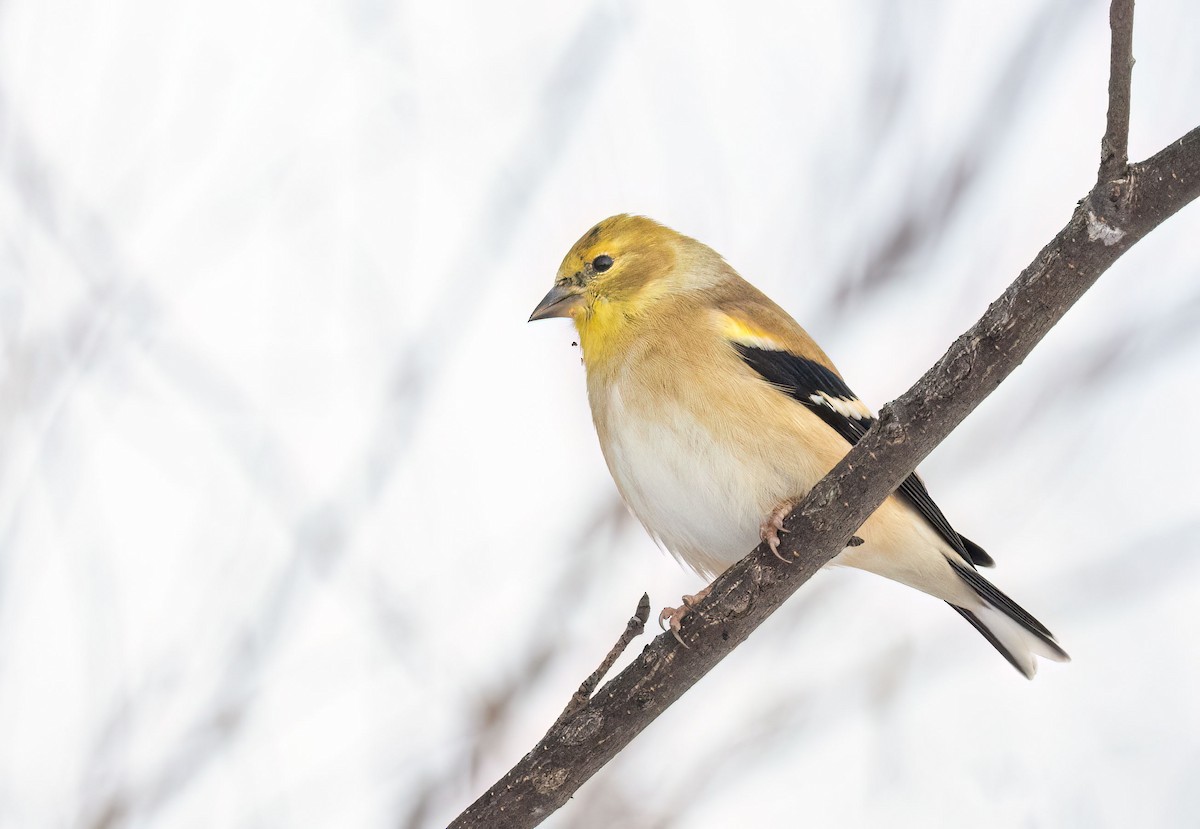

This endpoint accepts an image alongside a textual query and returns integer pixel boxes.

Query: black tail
[947,557,1070,678]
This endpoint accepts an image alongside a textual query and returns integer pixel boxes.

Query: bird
[529,214,1069,678]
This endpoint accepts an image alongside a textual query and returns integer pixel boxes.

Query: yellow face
[528,214,678,324]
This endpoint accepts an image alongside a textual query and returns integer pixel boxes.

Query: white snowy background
[3,0,1199,827]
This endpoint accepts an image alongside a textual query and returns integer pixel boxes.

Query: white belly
[598,384,779,578]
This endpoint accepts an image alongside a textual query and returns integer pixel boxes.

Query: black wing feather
[733,343,993,568]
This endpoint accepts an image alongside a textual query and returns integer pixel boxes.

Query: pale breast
[610,385,762,576]
[589,355,839,580]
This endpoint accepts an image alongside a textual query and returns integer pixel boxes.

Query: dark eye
[592,254,613,272]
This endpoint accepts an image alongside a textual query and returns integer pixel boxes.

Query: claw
[658,586,713,647]
[768,534,786,562]
[761,499,798,563]
[659,604,690,647]
[657,606,674,631]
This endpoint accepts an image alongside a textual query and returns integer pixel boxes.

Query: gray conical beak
[529,284,584,321]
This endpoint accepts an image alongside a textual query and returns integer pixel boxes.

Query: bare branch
[554,594,650,727]
[1100,0,1135,181]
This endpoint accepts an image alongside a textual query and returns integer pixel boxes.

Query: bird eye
[592,254,613,272]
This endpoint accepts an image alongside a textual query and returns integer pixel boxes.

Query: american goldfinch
[530,214,1069,678]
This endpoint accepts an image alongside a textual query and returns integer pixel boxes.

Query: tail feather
[947,557,1070,678]
[950,605,1033,677]
[958,534,995,568]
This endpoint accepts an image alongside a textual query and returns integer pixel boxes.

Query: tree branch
[552,594,650,727]
[1100,0,1135,182]
[451,6,1200,827]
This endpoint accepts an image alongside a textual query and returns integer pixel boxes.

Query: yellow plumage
[531,214,1068,678]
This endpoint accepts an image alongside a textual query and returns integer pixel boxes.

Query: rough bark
[1100,0,1135,181]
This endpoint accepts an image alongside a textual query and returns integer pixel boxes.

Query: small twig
[1099,0,1135,182]
[554,594,650,726]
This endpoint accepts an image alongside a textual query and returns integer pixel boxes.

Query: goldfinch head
[529,214,689,323]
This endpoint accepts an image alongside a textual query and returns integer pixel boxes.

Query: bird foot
[761,500,797,562]
[658,585,713,646]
